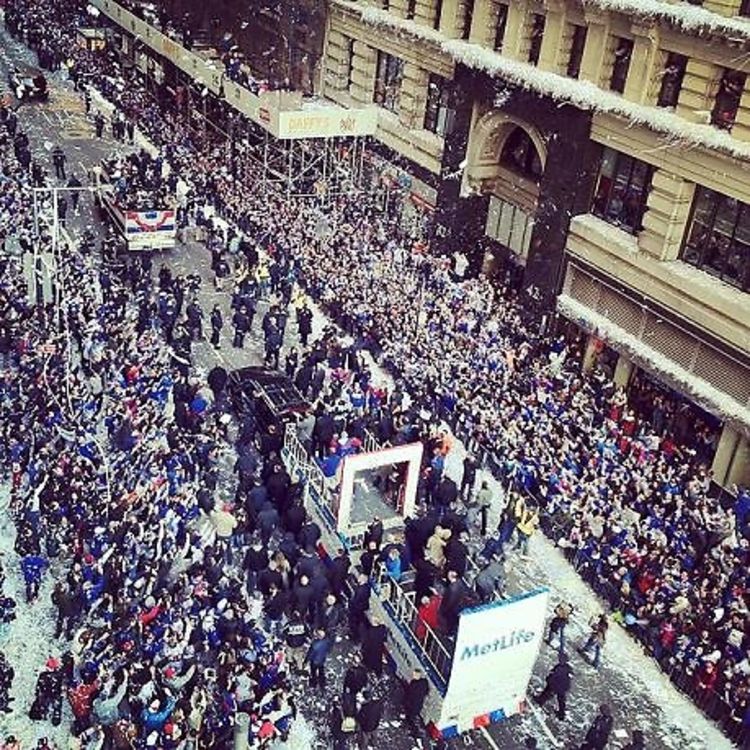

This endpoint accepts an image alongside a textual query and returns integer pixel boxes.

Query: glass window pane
[599,148,617,178]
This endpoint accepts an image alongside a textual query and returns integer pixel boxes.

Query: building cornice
[335,0,750,162]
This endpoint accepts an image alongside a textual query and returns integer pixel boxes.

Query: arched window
[499,127,543,182]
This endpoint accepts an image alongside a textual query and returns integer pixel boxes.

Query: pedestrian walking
[461,454,478,500]
[186,299,203,340]
[210,304,223,348]
[6,110,17,137]
[547,601,574,655]
[402,668,429,739]
[57,196,68,228]
[348,574,370,641]
[232,306,250,349]
[356,692,384,749]
[31,161,45,187]
[579,704,614,749]
[360,615,387,675]
[21,553,48,602]
[93,112,104,138]
[475,480,493,537]
[623,729,645,749]
[29,658,63,725]
[0,653,14,714]
[51,145,66,179]
[51,581,79,640]
[297,303,313,347]
[304,629,332,689]
[534,654,573,720]
[578,613,608,669]
[66,174,82,212]
[283,612,310,673]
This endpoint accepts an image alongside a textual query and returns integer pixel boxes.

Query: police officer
[210,304,223,349]
[534,653,573,720]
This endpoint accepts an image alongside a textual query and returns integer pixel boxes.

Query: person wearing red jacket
[415,593,441,641]
[138,597,162,627]
[695,661,719,695]
[68,679,99,735]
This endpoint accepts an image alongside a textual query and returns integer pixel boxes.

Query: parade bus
[279,417,549,741]
[96,159,177,251]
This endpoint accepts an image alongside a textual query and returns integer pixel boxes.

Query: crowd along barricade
[469,456,749,746]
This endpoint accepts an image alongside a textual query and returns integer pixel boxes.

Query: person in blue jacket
[304,629,332,689]
[140,694,176,734]
[20,554,48,602]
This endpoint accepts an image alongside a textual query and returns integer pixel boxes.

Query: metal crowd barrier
[371,563,453,693]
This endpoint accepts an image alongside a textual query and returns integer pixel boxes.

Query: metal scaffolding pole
[287,139,293,199]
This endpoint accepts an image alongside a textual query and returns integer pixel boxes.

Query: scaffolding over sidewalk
[242,128,369,199]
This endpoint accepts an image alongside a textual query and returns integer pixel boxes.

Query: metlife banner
[438,588,549,728]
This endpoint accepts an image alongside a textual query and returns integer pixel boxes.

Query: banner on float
[125,210,176,249]
[437,588,549,728]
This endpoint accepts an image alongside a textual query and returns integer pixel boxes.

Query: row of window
[365,12,746,133]
[490,5,746,131]
[370,49,454,136]
[592,147,750,291]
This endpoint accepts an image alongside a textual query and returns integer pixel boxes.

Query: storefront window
[681,187,750,291]
[373,52,404,113]
[592,147,653,233]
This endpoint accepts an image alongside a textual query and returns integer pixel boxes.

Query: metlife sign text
[437,589,549,730]
[460,628,536,661]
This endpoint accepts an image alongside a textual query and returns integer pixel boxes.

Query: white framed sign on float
[436,587,549,733]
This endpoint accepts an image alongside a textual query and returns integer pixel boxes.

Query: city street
[0,16,740,750]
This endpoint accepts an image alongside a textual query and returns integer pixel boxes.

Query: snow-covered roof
[350,0,750,43]
[343,2,750,162]
[592,0,750,41]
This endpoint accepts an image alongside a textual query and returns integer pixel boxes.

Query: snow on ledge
[557,294,750,426]
[596,0,750,39]
[343,2,750,162]
[569,213,640,254]
[354,0,750,41]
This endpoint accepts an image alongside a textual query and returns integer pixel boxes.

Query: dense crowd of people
[100,151,175,212]
[2,0,749,747]
[103,0,293,94]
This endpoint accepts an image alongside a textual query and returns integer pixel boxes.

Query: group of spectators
[0,115,321,746]
[3,0,750,746]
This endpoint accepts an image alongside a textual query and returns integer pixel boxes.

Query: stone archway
[461,112,548,269]
[463,111,548,203]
